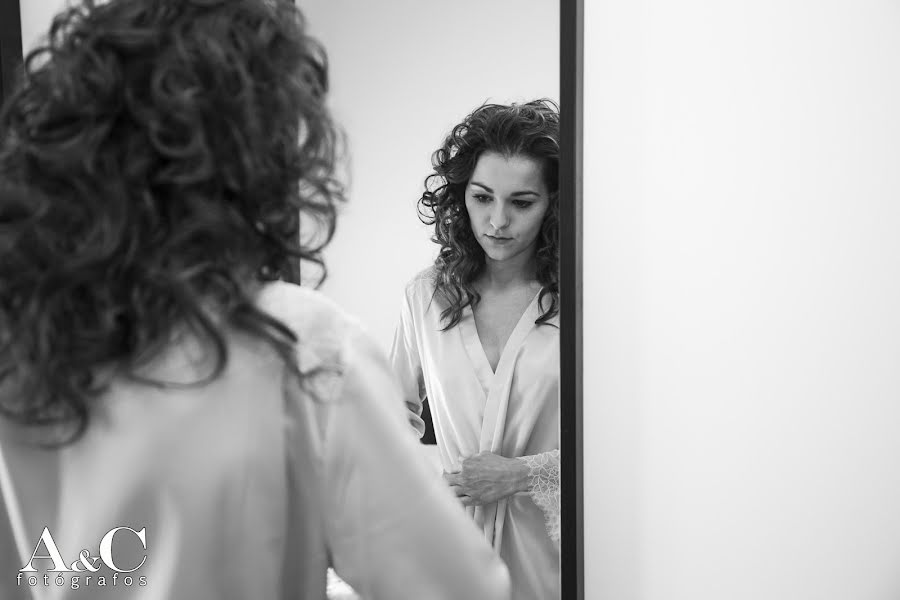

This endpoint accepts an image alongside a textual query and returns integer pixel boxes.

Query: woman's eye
[513,200,533,209]
[473,194,492,203]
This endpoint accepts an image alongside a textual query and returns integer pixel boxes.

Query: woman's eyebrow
[470,182,541,197]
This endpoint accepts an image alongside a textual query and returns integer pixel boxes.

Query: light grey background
[584,1,900,598]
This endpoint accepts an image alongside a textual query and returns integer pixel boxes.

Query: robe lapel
[473,291,543,549]
[459,309,494,401]
[478,291,542,453]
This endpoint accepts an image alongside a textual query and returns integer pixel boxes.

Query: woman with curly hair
[0,1,511,598]
[391,99,561,600]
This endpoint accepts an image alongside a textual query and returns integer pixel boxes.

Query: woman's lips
[486,234,513,244]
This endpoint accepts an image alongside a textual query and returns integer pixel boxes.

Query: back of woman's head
[0,0,343,441]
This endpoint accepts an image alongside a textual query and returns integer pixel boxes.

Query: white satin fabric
[390,271,561,600]
[0,282,509,600]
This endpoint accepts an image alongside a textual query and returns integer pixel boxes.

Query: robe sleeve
[389,286,427,438]
[322,323,510,600]
[517,449,560,543]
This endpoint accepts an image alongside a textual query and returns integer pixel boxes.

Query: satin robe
[391,271,560,600]
[0,282,509,600]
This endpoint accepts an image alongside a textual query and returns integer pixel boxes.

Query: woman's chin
[482,248,515,263]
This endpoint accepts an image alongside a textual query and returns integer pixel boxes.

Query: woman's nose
[490,205,510,231]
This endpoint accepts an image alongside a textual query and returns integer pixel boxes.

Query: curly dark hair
[0,0,343,443]
[418,99,559,330]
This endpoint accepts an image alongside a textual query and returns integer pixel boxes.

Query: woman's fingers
[451,485,469,497]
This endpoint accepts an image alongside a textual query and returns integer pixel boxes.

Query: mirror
[299,2,563,599]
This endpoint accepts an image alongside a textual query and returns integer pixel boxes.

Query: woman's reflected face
[464,151,550,264]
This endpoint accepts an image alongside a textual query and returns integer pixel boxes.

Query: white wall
[584,1,900,599]
[301,0,559,351]
[19,0,68,54]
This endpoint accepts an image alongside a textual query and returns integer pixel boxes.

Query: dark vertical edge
[0,0,23,103]
[559,0,584,598]
[0,8,25,599]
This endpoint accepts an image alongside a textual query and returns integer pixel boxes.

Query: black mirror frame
[0,0,23,105]
[559,0,584,598]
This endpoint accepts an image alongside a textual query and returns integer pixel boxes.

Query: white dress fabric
[390,271,561,600]
[0,282,510,600]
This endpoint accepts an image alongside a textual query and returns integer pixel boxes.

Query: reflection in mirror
[301,2,561,599]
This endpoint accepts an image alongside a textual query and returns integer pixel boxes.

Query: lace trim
[520,450,560,543]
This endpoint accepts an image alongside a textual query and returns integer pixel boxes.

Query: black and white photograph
[4,0,900,599]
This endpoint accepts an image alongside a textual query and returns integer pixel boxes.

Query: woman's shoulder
[256,280,350,324]
[255,281,360,371]
[404,266,437,300]
[256,282,398,413]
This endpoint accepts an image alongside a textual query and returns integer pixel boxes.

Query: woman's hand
[443,451,530,507]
